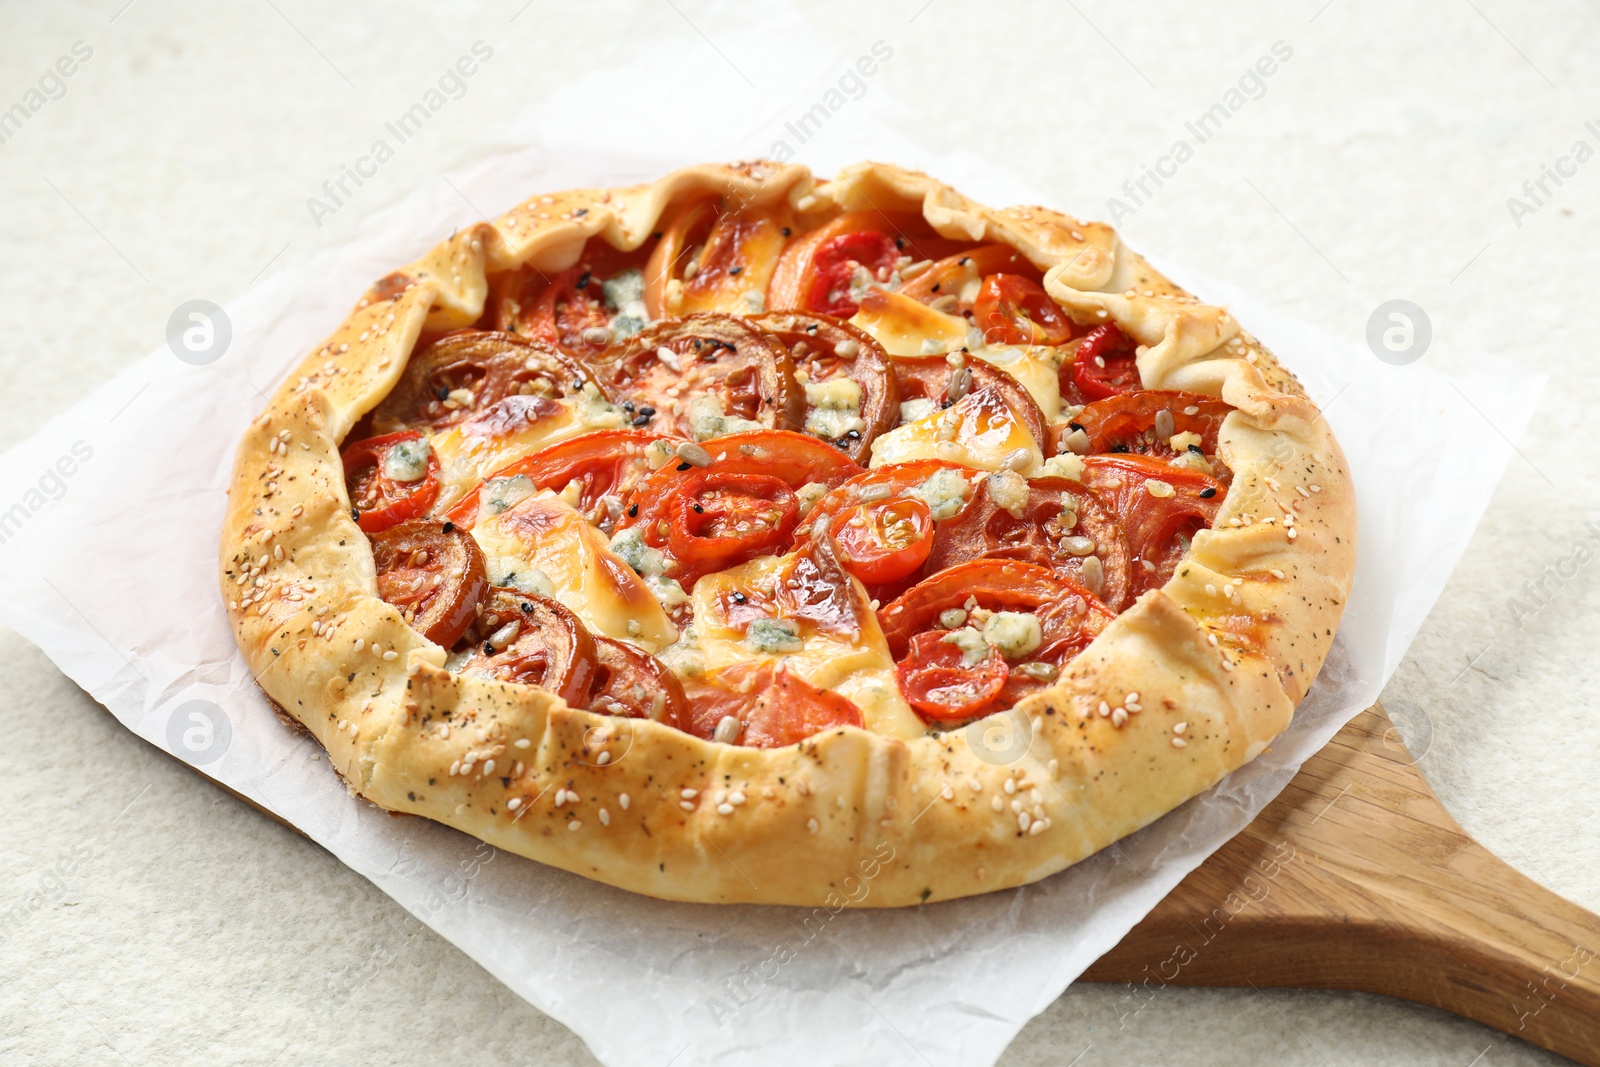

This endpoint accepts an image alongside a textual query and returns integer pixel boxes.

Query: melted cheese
[471,492,677,652]
[973,345,1064,422]
[868,387,1044,474]
[848,289,969,355]
[664,553,925,739]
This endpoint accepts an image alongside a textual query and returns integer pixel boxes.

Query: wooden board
[155,704,1599,1062]
[1081,704,1600,1065]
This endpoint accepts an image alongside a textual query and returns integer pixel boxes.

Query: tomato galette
[222,161,1355,906]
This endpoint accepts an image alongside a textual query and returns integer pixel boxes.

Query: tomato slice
[698,430,864,489]
[372,331,600,434]
[878,559,1112,661]
[896,631,1009,720]
[898,244,1042,307]
[662,471,800,582]
[457,589,598,706]
[1079,455,1224,599]
[523,267,614,359]
[1065,323,1141,403]
[924,474,1134,611]
[369,519,488,647]
[747,311,899,463]
[645,197,790,318]
[1068,389,1232,460]
[585,636,688,723]
[802,231,900,317]
[343,431,441,534]
[678,662,863,747]
[972,274,1076,346]
[708,536,874,641]
[589,314,805,439]
[799,459,975,534]
[443,429,669,530]
[830,496,934,585]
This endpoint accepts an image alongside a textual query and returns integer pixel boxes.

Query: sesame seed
[599,808,610,826]
[568,819,582,831]
[596,751,612,766]
[1003,778,1017,795]
[728,790,746,805]
[681,788,697,799]
[1018,812,1032,832]
[1097,701,1111,718]
[482,759,495,775]
[680,801,695,812]
[354,639,365,652]
[991,796,1004,812]
[507,797,522,811]
[1172,737,1188,748]
[941,784,955,801]
[383,650,398,661]
[1174,722,1189,734]
[1270,568,1286,579]
[1046,759,1059,778]
[619,793,630,810]
[807,817,819,833]
[1111,707,1128,728]
[717,803,735,815]
[1029,820,1047,836]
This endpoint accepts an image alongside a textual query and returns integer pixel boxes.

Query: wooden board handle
[1082,706,1600,1064]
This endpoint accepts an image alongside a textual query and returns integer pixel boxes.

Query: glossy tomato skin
[1064,323,1141,403]
[586,636,688,723]
[830,496,935,585]
[661,471,800,585]
[443,429,669,530]
[896,631,1009,720]
[457,589,597,706]
[1079,455,1224,599]
[972,274,1076,346]
[1069,389,1232,460]
[889,355,1054,459]
[369,519,488,647]
[525,267,614,359]
[678,662,863,747]
[898,244,1042,307]
[343,431,442,534]
[805,231,900,317]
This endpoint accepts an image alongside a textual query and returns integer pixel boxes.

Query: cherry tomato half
[664,471,800,582]
[973,273,1076,346]
[343,431,441,534]
[1065,323,1141,402]
[896,630,1010,721]
[829,496,934,585]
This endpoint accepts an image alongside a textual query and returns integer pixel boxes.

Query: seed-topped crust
[219,160,1356,907]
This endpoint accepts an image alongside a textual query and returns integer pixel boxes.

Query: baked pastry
[221,161,1355,906]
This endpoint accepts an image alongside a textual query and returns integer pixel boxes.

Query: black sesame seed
[728,266,742,276]
[631,414,651,426]
[351,507,361,522]
[521,601,534,612]
[894,236,906,250]
[781,227,792,237]
[442,521,454,533]
[731,591,747,603]
[1069,422,1085,433]
[1187,443,1204,454]
[931,283,941,293]
[436,385,450,401]
[627,503,638,517]
[638,405,656,417]
[1200,487,1217,498]
[692,503,704,513]
[573,207,588,217]
[622,400,635,412]
[846,429,861,439]
[1110,444,1130,453]
[483,641,495,654]
[677,461,693,471]
[576,271,591,289]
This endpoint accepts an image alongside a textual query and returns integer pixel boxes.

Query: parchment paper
[0,7,1544,1065]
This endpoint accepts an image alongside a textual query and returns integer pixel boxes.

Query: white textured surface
[1,2,1595,1066]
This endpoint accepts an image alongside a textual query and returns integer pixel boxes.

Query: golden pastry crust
[220,161,1356,906]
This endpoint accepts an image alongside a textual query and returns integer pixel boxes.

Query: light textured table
[2,2,1596,1064]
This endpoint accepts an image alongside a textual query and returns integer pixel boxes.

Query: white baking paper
[0,7,1544,1066]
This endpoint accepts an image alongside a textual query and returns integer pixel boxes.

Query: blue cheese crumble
[382,437,432,482]
[602,269,648,339]
[745,617,804,654]
[909,468,971,520]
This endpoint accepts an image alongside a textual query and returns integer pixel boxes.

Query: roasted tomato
[589,315,804,439]
[747,311,898,463]
[698,430,864,489]
[829,496,934,585]
[768,211,969,316]
[972,274,1076,346]
[1067,389,1232,461]
[879,559,1115,718]
[585,636,688,723]
[620,464,801,588]
[645,196,790,319]
[890,354,1053,457]
[343,431,441,533]
[443,429,670,530]
[457,589,597,706]
[800,460,976,533]
[897,244,1043,309]
[896,630,1010,721]
[368,519,488,647]
[1079,455,1224,599]
[1063,323,1141,403]
[522,267,614,359]
[708,535,875,641]
[924,474,1133,611]
[678,662,863,747]
[371,331,601,434]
